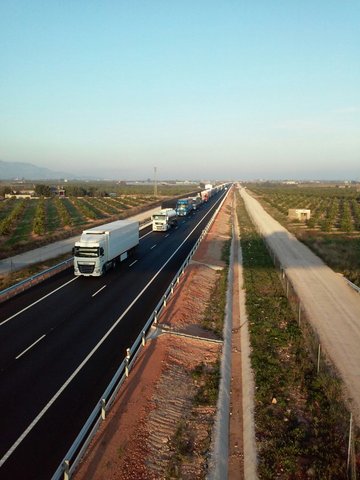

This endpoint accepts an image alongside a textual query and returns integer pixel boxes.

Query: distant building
[5,190,34,199]
[50,186,66,197]
[288,209,311,221]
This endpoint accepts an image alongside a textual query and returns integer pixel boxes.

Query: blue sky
[0,1,359,180]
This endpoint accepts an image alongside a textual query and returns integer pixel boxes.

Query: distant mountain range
[0,160,82,180]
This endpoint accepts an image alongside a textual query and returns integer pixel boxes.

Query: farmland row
[244,185,360,288]
[0,195,158,259]
[249,186,360,232]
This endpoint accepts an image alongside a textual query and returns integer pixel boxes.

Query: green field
[245,184,360,286]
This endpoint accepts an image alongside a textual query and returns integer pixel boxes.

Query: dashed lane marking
[92,285,107,297]
[15,334,46,360]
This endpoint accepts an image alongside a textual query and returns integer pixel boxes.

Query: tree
[35,184,51,197]
[0,185,12,196]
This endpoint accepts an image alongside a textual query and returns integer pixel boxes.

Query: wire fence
[256,224,359,479]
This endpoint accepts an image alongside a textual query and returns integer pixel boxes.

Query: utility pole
[154,166,158,197]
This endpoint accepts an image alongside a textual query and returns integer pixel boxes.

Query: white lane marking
[165,234,170,238]
[92,285,107,297]
[140,230,152,238]
[15,335,46,360]
[150,244,157,250]
[129,260,138,267]
[0,277,79,327]
[0,198,222,467]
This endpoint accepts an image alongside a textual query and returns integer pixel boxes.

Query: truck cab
[152,209,177,231]
[176,198,192,216]
[74,235,107,276]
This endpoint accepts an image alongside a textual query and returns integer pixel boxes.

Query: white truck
[73,220,139,276]
[152,209,177,231]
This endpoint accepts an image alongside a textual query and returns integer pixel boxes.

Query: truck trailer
[152,209,177,231]
[200,190,210,202]
[73,220,139,277]
[176,198,193,216]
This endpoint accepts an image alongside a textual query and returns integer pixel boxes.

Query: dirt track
[241,187,360,425]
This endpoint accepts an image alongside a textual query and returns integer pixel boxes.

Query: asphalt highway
[0,189,227,480]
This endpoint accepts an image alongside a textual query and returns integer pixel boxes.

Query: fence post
[298,302,301,326]
[347,413,353,474]
[286,277,289,297]
[317,344,321,374]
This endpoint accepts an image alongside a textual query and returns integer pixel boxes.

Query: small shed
[288,209,311,221]
[5,191,34,199]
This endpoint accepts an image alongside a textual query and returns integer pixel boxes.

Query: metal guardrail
[51,189,230,480]
[0,221,153,304]
[0,258,74,304]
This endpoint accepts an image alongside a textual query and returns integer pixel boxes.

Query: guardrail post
[171,283,174,295]
[163,295,167,307]
[142,330,146,346]
[154,310,158,325]
[125,348,131,377]
[63,460,70,480]
[177,276,180,284]
[101,399,106,420]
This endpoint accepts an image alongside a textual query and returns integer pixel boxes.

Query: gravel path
[240,186,360,425]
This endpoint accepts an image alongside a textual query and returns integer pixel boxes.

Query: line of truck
[73,183,229,277]
[175,183,227,216]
